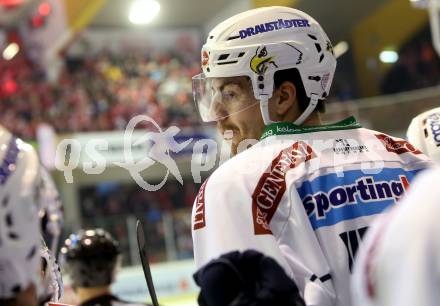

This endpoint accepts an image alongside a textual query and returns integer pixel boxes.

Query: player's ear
[271,81,297,118]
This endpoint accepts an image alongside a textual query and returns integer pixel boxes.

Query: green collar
[260,116,362,140]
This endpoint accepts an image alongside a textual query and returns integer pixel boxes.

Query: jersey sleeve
[374,168,440,306]
[191,174,292,276]
[352,168,440,306]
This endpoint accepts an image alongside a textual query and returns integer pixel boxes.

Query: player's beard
[222,128,246,156]
[230,136,241,156]
[217,124,237,155]
[217,119,258,156]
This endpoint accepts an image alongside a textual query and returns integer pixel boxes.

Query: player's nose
[209,95,228,121]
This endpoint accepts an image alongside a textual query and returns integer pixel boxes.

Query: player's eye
[221,90,236,102]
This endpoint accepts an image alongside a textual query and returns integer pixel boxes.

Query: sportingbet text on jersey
[192,118,431,306]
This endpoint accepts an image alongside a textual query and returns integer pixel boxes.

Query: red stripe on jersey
[252,141,315,235]
[375,134,422,155]
[193,178,209,230]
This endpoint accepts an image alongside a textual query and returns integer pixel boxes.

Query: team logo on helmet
[424,112,440,146]
[250,44,303,76]
[250,46,278,75]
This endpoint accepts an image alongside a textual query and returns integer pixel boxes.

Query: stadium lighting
[410,0,428,8]
[38,2,52,16]
[379,50,399,64]
[2,42,19,60]
[0,0,25,9]
[333,41,349,58]
[129,0,160,24]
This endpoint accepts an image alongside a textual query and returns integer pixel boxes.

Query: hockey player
[191,6,431,306]
[0,127,57,306]
[352,107,440,306]
[61,228,151,306]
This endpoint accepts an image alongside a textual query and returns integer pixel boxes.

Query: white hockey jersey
[191,117,431,306]
[352,167,440,306]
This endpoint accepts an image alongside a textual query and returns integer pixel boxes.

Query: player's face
[211,76,265,155]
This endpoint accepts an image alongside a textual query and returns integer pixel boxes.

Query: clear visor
[192,73,259,122]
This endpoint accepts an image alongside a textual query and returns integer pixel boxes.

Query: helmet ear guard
[247,42,325,125]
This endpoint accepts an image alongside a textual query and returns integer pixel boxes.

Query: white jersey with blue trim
[352,167,440,306]
[191,117,431,306]
[192,117,429,306]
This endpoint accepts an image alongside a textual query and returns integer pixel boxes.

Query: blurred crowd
[2,24,440,143]
[381,26,440,94]
[78,180,199,265]
[0,50,200,140]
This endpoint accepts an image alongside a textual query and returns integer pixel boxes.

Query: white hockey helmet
[406,107,440,162]
[0,127,41,299]
[192,6,336,125]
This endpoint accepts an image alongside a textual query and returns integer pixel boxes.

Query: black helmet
[60,228,121,288]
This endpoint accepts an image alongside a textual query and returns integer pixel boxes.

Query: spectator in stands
[381,25,440,94]
[0,50,200,140]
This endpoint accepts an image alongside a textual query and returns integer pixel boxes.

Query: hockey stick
[136,219,160,306]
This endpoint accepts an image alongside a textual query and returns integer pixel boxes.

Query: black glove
[193,250,306,306]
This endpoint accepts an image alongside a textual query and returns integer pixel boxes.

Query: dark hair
[274,68,325,113]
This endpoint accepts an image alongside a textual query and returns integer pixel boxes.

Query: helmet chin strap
[293,93,319,125]
[259,93,319,126]
[259,96,274,125]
